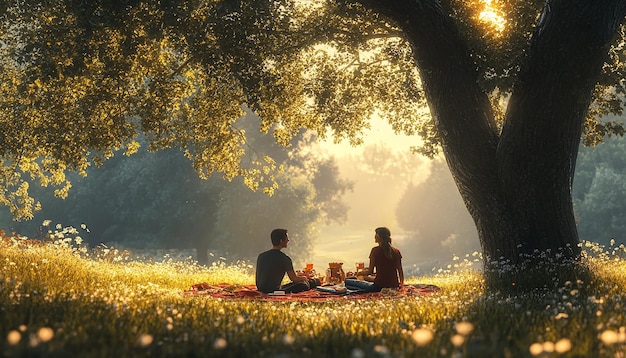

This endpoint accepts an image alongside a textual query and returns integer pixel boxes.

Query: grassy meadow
[2,226,626,357]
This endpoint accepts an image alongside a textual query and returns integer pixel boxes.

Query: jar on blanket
[326,262,345,284]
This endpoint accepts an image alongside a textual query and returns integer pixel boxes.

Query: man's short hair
[271,228,288,246]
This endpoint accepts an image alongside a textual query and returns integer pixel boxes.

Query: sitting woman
[345,227,404,292]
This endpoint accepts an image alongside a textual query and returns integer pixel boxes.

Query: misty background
[2,111,626,274]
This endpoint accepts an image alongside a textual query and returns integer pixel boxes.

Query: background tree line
[0,111,353,266]
[2,115,625,266]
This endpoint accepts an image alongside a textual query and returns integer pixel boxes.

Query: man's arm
[286,270,307,282]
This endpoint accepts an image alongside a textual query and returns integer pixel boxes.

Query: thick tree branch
[361,0,500,183]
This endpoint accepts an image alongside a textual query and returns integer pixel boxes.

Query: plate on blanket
[316,286,348,295]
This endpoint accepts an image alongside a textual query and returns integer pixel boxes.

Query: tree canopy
[0,0,417,220]
[1,0,618,219]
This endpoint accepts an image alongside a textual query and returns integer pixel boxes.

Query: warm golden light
[478,0,506,34]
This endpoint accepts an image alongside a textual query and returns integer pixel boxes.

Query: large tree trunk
[371,0,626,286]
[497,1,625,257]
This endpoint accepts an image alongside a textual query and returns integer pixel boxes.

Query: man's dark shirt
[256,249,293,293]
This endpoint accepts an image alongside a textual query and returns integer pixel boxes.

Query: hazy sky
[310,120,435,271]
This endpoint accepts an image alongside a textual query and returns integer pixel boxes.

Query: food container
[326,262,345,284]
[303,263,315,278]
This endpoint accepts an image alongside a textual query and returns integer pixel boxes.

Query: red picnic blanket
[183,283,441,301]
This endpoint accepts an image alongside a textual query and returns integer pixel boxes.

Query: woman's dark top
[369,246,402,288]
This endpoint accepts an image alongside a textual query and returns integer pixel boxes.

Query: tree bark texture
[369,0,626,265]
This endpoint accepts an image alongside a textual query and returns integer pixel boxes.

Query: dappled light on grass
[2,228,626,356]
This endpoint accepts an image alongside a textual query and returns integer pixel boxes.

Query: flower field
[2,227,626,357]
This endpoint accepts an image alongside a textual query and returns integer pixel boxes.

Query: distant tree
[213,173,318,265]
[209,118,352,264]
[309,156,352,224]
[331,144,425,228]
[573,136,626,245]
[396,158,480,262]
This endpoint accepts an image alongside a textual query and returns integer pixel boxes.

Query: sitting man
[256,228,318,294]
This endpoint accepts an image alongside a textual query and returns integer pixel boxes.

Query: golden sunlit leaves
[478,0,507,35]
[124,141,141,156]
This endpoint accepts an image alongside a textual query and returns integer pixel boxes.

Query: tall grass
[2,227,626,357]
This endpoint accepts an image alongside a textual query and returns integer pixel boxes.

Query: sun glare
[478,0,506,34]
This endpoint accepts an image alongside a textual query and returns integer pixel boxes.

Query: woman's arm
[396,259,404,288]
[357,257,375,278]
